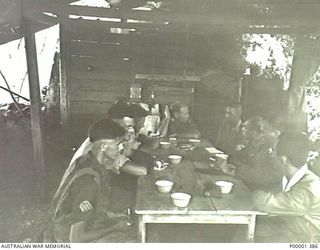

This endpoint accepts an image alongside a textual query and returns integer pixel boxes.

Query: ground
[0,118,75,242]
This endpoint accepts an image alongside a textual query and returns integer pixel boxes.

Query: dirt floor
[0,118,242,243]
[0,119,76,242]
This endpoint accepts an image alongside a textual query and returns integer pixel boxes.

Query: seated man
[215,102,244,155]
[54,102,149,202]
[45,119,137,243]
[253,132,320,243]
[168,101,201,138]
[223,116,282,191]
[139,102,171,138]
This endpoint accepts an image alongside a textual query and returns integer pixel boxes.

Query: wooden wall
[194,72,239,143]
[61,19,198,130]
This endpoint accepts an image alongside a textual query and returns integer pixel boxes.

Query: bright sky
[0,24,59,105]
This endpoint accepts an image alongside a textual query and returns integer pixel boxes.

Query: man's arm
[253,186,313,215]
[235,161,280,189]
[112,152,151,176]
[120,161,148,176]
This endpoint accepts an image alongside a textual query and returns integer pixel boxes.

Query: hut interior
[0,0,319,170]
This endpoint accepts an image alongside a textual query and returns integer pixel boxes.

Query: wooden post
[59,23,70,125]
[23,18,46,199]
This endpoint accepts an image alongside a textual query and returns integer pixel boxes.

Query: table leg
[247,215,256,242]
[138,216,146,243]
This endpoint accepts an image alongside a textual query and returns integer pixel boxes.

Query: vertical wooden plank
[59,23,70,125]
[23,18,45,198]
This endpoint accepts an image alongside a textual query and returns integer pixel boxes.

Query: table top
[135,138,266,216]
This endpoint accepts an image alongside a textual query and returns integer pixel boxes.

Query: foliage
[240,34,320,142]
[305,66,320,142]
[241,34,295,89]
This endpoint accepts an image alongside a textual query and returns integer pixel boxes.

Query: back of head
[276,132,310,167]
[88,118,126,142]
[107,102,131,120]
[170,101,182,115]
[128,103,149,119]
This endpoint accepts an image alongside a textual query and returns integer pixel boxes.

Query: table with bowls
[135,138,266,243]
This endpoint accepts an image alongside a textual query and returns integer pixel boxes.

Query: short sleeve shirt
[57,154,104,225]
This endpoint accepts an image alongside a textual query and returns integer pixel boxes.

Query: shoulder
[299,171,320,194]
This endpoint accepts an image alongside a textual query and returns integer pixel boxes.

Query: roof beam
[64,18,320,36]
[66,4,320,27]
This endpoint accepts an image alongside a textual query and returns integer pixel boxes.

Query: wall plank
[69,89,125,102]
[68,40,190,59]
[69,55,195,73]
[69,69,133,81]
[69,56,133,71]
[70,100,115,114]
[70,79,128,92]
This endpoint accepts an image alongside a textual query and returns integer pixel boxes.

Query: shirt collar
[282,163,308,192]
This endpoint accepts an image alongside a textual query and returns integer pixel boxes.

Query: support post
[23,18,46,199]
[59,23,70,126]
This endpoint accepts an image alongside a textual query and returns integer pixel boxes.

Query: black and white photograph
[0,0,320,246]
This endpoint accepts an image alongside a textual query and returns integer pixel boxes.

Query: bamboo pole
[0,85,30,102]
[23,18,46,199]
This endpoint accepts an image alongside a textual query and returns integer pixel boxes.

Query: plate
[178,143,192,149]
[205,147,224,154]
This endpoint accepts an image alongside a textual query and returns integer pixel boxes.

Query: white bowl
[171,192,192,208]
[155,180,174,193]
[160,141,171,149]
[215,181,234,194]
[168,155,183,164]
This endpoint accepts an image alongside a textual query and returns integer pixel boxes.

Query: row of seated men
[214,102,320,242]
[42,100,200,242]
[42,100,320,243]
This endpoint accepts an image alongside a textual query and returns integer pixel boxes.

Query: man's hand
[235,144,245,151]
[112,154,130,174]
[79,200,93,212]
[123,137,141,156]
[218,162,236,176]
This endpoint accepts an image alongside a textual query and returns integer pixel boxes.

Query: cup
[168,155,183,164]
[159,141,171,149]
[215,181,234,194]
[171,192,192,207]
[155,180,174,193]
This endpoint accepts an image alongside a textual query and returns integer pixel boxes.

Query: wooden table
[135,140,266,242]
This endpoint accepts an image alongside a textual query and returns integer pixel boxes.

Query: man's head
[225,102,242,127]
[276,132,310,170]
[170,102,190,124]
[108,102,136,139]
[88,119,126,161]
[242,116,263,142]
[242,116,278,146]
[128,104,149,132]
